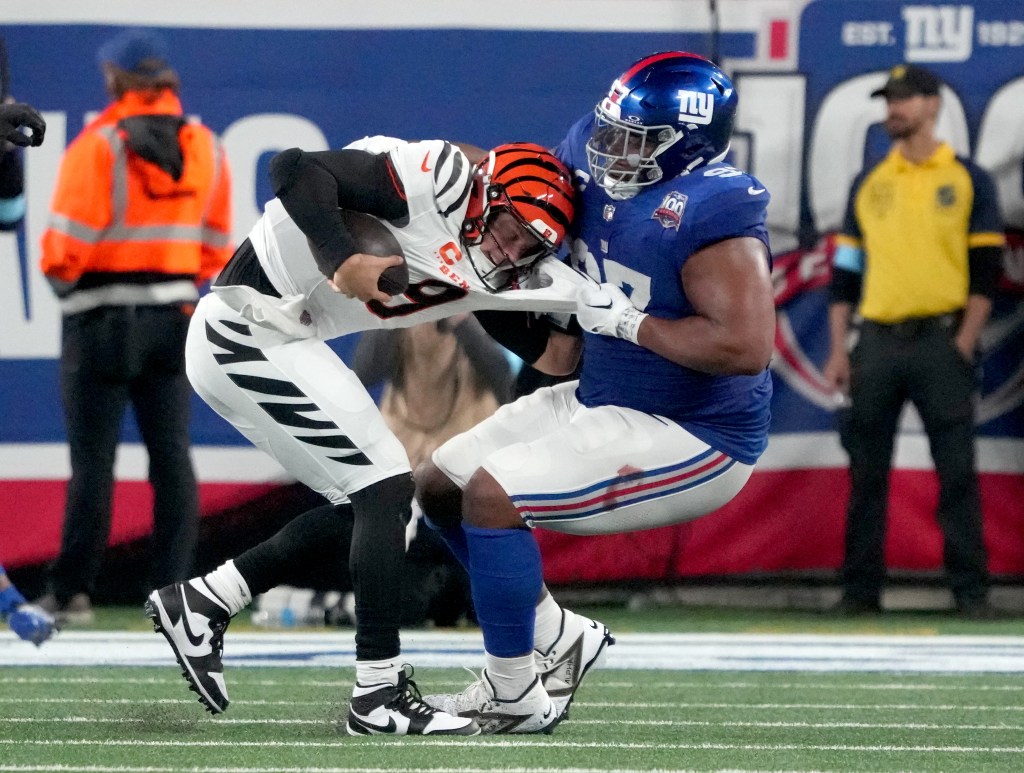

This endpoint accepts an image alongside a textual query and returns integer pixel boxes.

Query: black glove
[0,103,46,148]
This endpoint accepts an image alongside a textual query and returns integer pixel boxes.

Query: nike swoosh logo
[421,152,432,173]
[178,586,207,648]
[748,186,766,195]
[354,715,398,733]
[543,706,553,719]
[589,301,613,310]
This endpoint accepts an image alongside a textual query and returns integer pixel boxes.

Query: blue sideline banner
[0,1,1021,578]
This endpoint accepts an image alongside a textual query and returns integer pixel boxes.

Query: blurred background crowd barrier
[1,0,1021,601]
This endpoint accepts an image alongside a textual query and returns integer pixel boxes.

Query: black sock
[233,503,354,596]
[349,473,415,661]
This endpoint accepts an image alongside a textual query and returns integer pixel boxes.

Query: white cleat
[535,608,615,719]
[424,669,561,735]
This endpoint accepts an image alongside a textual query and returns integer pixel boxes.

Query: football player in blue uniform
[419,52,776,733]
[0,564,56,646]
[0,104,55,647]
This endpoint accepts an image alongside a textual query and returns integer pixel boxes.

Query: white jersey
[228,137,583,342]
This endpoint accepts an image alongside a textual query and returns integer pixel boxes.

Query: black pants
[52,304,199,600]
[840,317,989,605]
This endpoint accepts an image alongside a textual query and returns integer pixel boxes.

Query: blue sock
[0,585,27,617]
[463,524,540,657]
[423,515,470,570]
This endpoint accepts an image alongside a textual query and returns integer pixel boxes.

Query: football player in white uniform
[144,138,602,736]
[418,53,776,733]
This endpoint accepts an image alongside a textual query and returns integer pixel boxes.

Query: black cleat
[347,665,480,736]
[145,580,232,714]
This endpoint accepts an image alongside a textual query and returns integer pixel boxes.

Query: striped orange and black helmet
[462,142,576,290]
[485,142,575,255]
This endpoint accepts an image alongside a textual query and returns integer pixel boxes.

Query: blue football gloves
[9,605,57,646]
[0,585,57,646]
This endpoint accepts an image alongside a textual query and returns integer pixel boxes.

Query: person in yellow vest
[38,28,233,623]
[822,64,1005,619]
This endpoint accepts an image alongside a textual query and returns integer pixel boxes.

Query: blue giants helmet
[585,51,738,200]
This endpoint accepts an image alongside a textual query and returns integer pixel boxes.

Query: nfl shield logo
[603,204,615,221]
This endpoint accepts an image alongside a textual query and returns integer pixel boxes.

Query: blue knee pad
[423,514,470,570]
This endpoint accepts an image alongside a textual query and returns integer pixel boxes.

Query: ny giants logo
[677,89,714,125]
[903,5,974,62]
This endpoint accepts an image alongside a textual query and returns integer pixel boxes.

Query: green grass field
[2,604,1023,773]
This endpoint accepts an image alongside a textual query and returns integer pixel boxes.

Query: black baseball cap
[871,64,942,99]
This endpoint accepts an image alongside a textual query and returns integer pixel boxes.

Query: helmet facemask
[586,103,684,201]
[585,52,739,200]
[461,144,573,292]
[462,205,551,292]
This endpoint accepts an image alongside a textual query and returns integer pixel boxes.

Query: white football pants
[185,292,410,504]
[433,380,754,535]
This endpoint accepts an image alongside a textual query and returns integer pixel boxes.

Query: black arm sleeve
[968,245,1003,299]
[0,148,23,231]
[473,310,553,366]
[452,317,514,403]
[829,266,862,305]
[268,147,409,278]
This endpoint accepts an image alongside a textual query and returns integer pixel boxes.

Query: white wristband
[616,307,648,344]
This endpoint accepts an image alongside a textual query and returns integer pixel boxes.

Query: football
[338,209,409,296]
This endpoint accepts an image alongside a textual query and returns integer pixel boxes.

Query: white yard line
[5,716,1024,732]
[0,768,855,773]
[0,696,1022,712]
[1,738,1023,754]
[8,675,1024,690]
[4,631,1024,672]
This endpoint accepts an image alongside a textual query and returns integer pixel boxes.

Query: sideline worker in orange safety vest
[38,28,233,624]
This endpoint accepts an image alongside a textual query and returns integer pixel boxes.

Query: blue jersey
[555,114,773,465]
